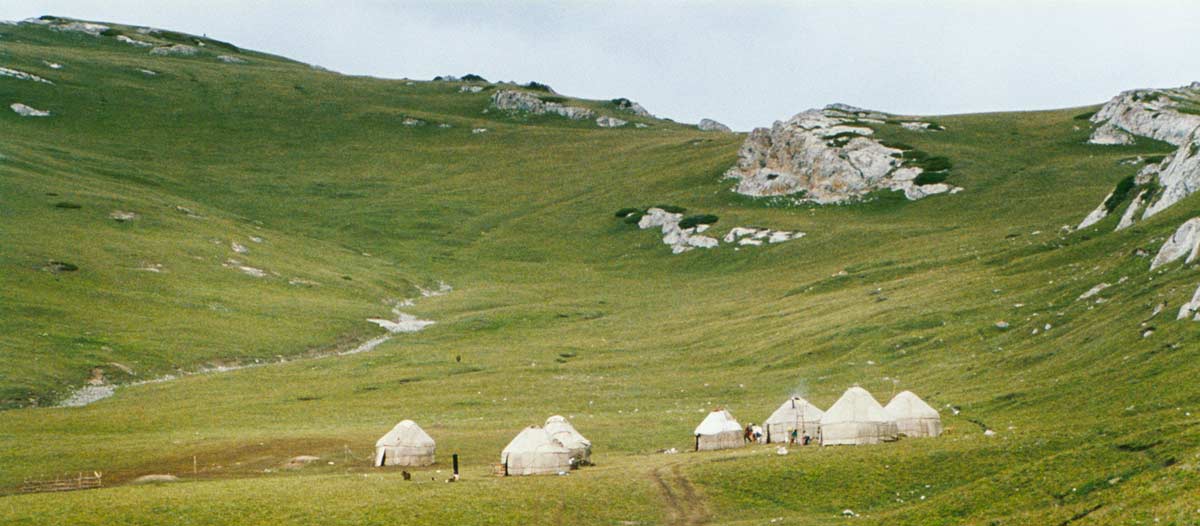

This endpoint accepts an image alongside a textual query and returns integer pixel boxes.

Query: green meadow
[1,17,1197,525]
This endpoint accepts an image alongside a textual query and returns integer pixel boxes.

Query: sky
[4,1,1199,130]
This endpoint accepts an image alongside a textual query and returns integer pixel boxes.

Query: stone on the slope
[110,210,138,222]
[901,121,933,131]
[402,117,426,126]
[132,474,179,484]
[596,116,627,128]
[725,108,960,203]
[1115,190,1148,231]
[490,90,594,120]
[1077,192,1112,230]
[150,45,199,57]
[459,85,483,93]
[472,128,488,134]
[612,98,651,117]
[1179,284,1200,320]
[1142,130,1200,219]
[698,118,732,132]
[637,208,682,230]
[10,103,50,117]
[1150,217,1200,270]
[231,241,249,254]
[0,67,53,84]
[139,69,158,76]
[1078,283,1110,301]
[217,55,246,64]
[116,35,153,47]
[1089,86,1200,147]
[43,20,110,36]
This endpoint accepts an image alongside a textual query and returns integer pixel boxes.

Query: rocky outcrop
[116,35,153,47]
[23,17,110,36]
[217,55,247,64]
[0,67,53,84]
[1077,192,1113,230]
[596,116,627,128]
[1150,217,1200,270]
[490,90,594,120]
[722,227,804,246]
[1089,86,1200,147]
[1143,131,1200,219]
[1179,284,1200,320]
[724,106,960,203]
[150,44,199,57]
[698,119,731,132]
[612,98,651,117]
[637,208,719,254]
[10,103,50,117]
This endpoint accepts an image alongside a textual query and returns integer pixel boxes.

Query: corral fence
[21,472,102,493]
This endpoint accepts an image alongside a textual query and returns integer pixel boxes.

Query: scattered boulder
[901,121,940,131]
[723,106,960,203]
[1178,284,1200,321]
[116,35,153,47]
[596,116,627,128]
[231,241,249,254]
[471,128,488,134]
[10,103,50,117]
[224,259,266,277]
[1078,283,1110,301]
[401,117,426,126]
[611,98,651,117]
[138,69,158,76]
[637,207,719,255]
[284,456,320,469]
[0,67,53,84]
[459,85,484,93]
[698,118,731,132]
[43,61,64,69]
[217,55,246,64]
[150,44,199,57]
[995,321,1010,330]
[132,474,179,484]
[110,210,138,222]
[490,90,594,120]
[723,227,804,245]
[1150,217,1200,270]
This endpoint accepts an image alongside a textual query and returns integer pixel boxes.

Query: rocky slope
[723,105,960,203]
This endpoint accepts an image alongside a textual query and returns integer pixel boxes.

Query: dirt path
[651,462,710,525]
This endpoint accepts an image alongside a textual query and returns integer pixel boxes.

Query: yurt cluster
[373,387,939,477]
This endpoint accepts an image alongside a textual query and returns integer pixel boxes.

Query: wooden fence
[21,472,102,493]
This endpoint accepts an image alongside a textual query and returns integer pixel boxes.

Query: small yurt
[763,397,824,443]
[544,415,592,465]
[819,387,899,446]
[374,420,436,467]
[500,426,573,476]
[884,390,943,438]
[694,409,744,451]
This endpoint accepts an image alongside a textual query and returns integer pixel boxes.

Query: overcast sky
[4,1,1199,130]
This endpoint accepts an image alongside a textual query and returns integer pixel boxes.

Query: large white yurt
[763,397,824,443]
[818,387,899,446]
[884,390,943,438]
[374,420,436,467]
[544,415,592,465]
[694,409,745,451]
[500,426,573,476]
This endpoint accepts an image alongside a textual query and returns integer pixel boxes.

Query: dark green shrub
[653,204,686,214]
[1143,155,1166,164]
[525,81,553,92]
[902,150,930,162]
[879,140,914,151]
[538,95,568,104]
[913,171,949,185]
[100,28,123,37]
[54,201,81,209]
[912,156,952,172]
[622,212,645,225]
[614,207,641,218]
[47,261,78,272]
[678,214,719,229]
[1073,111,1097,121]
[461,73,487,82]
[1103,175,1137,213]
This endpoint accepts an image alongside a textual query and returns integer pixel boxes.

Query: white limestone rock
[596,116,627,128]
[459,85,483,93]
[217,55,247,64]
[1143,130,1200,219]
[1077,192,1112,230]
[471,128,488,134]
[725,108,960,203]
[490,90,594,120]
[0,67,53,84]
[150,44,199,57]
[10,103,50,117]
[116,35,153,47]
[1150,217,1200,270]
[612,98,651,117]
[1178,284,1200,321]
[1089,86,1200,147]
[698,118,732,132]
[1078,283,1110,301]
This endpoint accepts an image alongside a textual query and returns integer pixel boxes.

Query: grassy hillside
[1,17,1198,525]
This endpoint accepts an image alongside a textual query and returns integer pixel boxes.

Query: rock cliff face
[490,90,595,120]
[723,106,960,203]
[1089,85,1200,146]
[1078,83,1200,231]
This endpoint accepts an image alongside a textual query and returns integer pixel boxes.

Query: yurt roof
[544,415,591,447]
[764,397,824,425]
[694,409,742,435]
[375,419,435,447]
[884,390,940,419]
[820,387,890,424]
[502,426,570,455]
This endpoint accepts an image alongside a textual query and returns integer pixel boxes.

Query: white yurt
[544,415,592,465]
[500,426,573,476]
[374,420,436,467]
[819,387,899,446]
[763,397,824,443]
[694,409,745,451]
[884,390,943,438]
